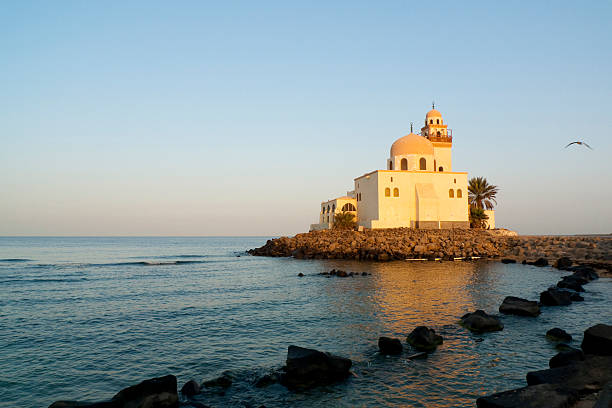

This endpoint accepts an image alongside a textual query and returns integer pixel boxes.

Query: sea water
[1,236,611,408]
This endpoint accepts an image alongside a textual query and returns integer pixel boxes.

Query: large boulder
[50,376,178,408]
[460,310,504,333]
[281,345,352,390]
[540,288,572,306]
[527,355,612,394]
[556,277,584,292]
[378,337,403,355]
[406,326,443,352]
[532,258,549,267]
[499,296,540,317]
[582,324,612,356]
[111,375,178,408]
[546,328,572,343]
[202,374,232,389]
[476,383,578,408]
[549,347,584,368]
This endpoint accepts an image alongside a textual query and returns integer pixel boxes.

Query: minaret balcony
[427,135,453,143]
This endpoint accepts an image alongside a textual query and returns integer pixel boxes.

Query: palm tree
[332,212,356,230]
[469,206,489,229]
[468,177,498,210]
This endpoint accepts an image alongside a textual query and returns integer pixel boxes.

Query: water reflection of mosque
[314,260,502,331]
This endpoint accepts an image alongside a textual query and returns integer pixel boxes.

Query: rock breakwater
[249,229,612,272]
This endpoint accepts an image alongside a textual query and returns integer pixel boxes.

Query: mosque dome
[390,133,434,157]
[426,109,442,118]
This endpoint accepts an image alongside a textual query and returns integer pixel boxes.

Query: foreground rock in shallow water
[549,347,584,368]
[499,296,540,317]
[582,324,612,356]
[460,310,504,333]
[527,355,612,393]
[49,375,178,408]
[281,345,352,390]
[476,383,578,408]
[378,336,403,355]
[540,288,572,306]
[406,326,443,352]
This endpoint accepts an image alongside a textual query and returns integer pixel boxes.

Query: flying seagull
[565,141,592,149]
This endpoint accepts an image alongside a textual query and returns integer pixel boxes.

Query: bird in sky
[565,141,593,149]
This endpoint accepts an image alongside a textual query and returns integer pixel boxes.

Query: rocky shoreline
[248,229,612,276]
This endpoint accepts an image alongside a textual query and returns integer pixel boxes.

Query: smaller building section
[484,210,496,229]
[310,196,357,231]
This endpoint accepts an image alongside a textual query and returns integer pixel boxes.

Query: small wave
[128,254,206,259]
[0,258,32,262]
[0,277,89,284]
[97,260,208,267]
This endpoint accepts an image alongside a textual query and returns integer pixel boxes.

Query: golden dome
[426,109,442,118]
[390,133,434,156]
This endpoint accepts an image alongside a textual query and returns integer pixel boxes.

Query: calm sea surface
[1,237,611,408]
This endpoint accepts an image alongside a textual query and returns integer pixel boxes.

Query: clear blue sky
[1,1,611,236]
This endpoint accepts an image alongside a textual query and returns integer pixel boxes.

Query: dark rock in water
[476,383,578,408]
[499,296,540,317]
[549,347,584,368]
[569,266,599,281]
[255,373,279,388]
[460,310,504,333]
[202,375,232,389]
[329,269,337,276]
[49,376,178,408]
[554,257,573,270]
[49,401,118,408]
[527,355,612,394]
[336,270,348,278]
[378,336,403,355]
[281,345,352,390]
[361,272,368,276]
[180,379,200,397]
[112,375,178,408]
[570,293,584,302]
[297,273,304,277]
[546,328,572,343]
[582,324,612,356]
[406,352,427,360]
[501,258,516,264]
[556,277,584,292]
[532,258,549,267]
[406,326,443,352]
[522,260,527,265]
[540,288,572,306]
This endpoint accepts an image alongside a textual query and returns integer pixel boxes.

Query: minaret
[420,105,453,171]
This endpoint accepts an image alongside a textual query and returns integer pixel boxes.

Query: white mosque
[311,106,494,231]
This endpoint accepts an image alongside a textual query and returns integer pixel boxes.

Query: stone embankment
[248,229,612,273]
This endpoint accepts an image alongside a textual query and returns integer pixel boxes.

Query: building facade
[310,107,492,231]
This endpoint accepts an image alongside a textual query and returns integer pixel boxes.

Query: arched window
[436,119,440,124]
[389,161,393,170]
[449,189,454,198]
[429,119,433,124]
[327,206,330,213]
[439,166,443,172]
[332,204,336,212]
[456,189,462,198]
[437,131,440,136]
[401,158,408,170]
[393,188,399,197]
[341,203,356,211]
[321,206,325,213]
[385,187,390,197]
[419,158,426,170]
